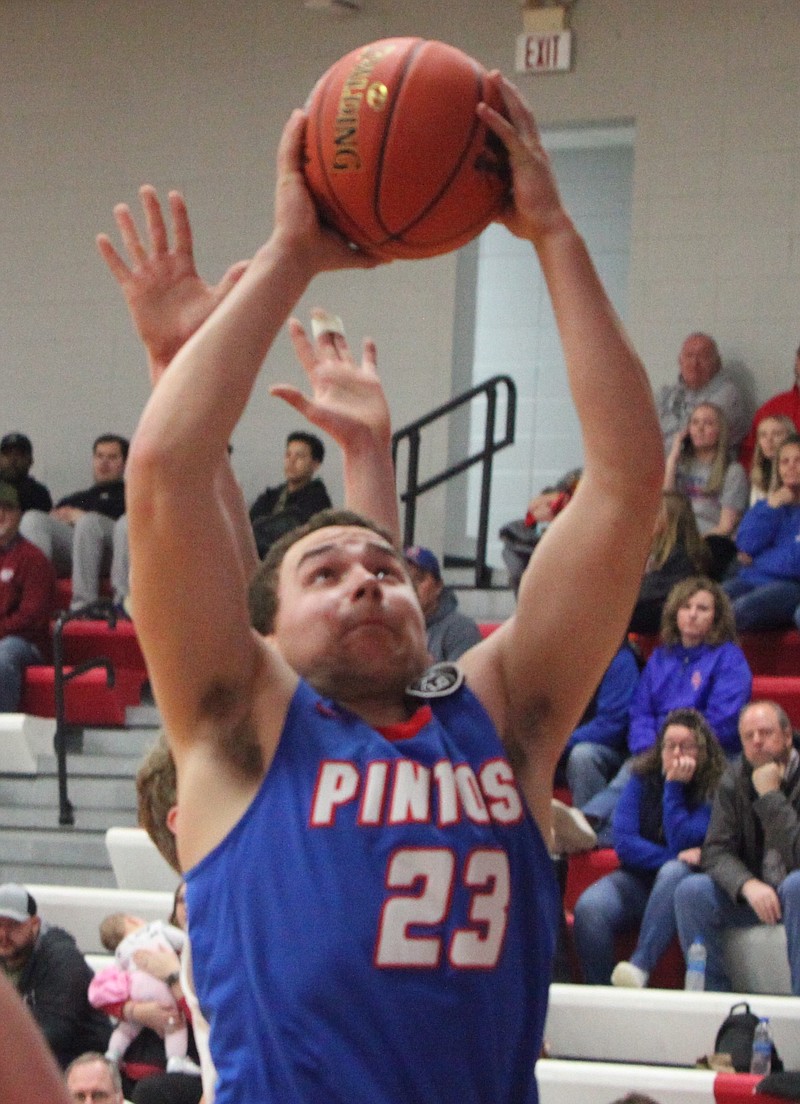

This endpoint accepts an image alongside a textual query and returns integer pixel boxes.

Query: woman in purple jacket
[627,576,751,757]
[723,434,800,630]
[573,709,726,986]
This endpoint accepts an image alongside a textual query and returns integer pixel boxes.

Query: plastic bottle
[684,937,706,991]
[750,1017,773,1077]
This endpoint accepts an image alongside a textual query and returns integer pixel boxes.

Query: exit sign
[515,30,572,73]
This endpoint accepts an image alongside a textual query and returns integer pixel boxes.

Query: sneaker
[611,960,648,988]
[166,1056,202,1076]
[551,799,597,855]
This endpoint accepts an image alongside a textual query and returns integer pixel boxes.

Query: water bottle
[750,1017,773,1077]
[684,937,706,991]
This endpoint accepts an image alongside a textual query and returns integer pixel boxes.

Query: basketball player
[100,74,662,1103]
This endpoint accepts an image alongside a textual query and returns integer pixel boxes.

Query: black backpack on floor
[715,1001,784,1074]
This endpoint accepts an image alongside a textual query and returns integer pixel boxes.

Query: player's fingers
[269,384,312,417]
[168,189,195,259]
[277,109,306,177]
[216,260,249,300]
[287,317,316,373]
[113,202,149,267]
[362,337,378,373]
[140,185,170,256]
[96,233,132,284]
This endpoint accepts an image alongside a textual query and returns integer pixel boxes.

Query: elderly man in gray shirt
[657,332,748,452]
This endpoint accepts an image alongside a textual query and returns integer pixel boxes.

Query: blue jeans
[723,574,800,631]
[573,867,655,984]
[674,870,800,995]
[565,743,625,809]
[581,761,632,848]
[0,636,42,711]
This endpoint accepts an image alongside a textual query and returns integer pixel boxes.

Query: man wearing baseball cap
[0,433,52,514]
[0,882,111,1067]
[403,546,482,663]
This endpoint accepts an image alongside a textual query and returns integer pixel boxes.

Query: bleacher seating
[27,883,174,955]
[105,826,181,893]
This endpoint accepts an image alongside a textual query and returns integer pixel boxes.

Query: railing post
[403,429,421,548]
[475,385,497,588]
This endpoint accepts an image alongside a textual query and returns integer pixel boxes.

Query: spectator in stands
[499,468,581,594]
[20,435,128,611]
[746,414,796,506]
[249,431,331,558]
[739,344,800,471]
[675,700,800,995]
[0,971,71,1104]
[0,433,52,513]
[628,577,751,758]
[92,912,197,1077]
[65,1053,124,1104]
[723,434,800,631]
[663,403,748,579]
[580,578,750,845]
[403,546,482,662]
[0,882,111,1067]
[574,709,725,986]
[0,481,56,711]
[657,332,748,454]
[609,710,726,988]
[628,491,710,635]
[555,640,642,810]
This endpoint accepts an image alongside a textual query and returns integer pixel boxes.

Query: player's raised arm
[464,75,663,828]
[119,111,379,771]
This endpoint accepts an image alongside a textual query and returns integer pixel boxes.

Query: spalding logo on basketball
[304,37,510,260]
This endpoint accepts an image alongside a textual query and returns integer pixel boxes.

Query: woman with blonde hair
[748,414,795,505]
[724,433,800,630]
[629,491,710,634]
[664,403,749,578]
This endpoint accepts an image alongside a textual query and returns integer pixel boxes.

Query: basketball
[303,38,510,260]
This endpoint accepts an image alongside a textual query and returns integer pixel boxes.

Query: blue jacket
[735,499,800,585]
[627,641,751,756]
[613,772,712,873]
[565,643,641,752]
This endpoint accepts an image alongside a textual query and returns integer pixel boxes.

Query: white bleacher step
[0,773,137,810]
[3,863,115,890]
[105,826,181,893]
[545,983,800,1069]
[27,884,175,955]
[0,828,109,871]
[82,726,159,758]
[0,714,56,774]
[0,805,136,832]
[125,702,161,727]
[536,1058,717,1104]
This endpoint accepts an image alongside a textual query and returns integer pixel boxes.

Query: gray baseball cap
[0,883,37,922]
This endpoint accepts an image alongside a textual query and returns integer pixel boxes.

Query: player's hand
[272,310,391,453]
[476,73,573,244]
[271,110,384,275]
[741,878,782,924]
[97,186,248,384]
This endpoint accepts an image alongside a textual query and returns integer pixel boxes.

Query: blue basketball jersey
[186,678,558,1104]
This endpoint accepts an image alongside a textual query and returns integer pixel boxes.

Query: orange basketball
[303,38,510,260]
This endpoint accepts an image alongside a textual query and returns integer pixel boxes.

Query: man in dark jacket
[0,433,52,514]
[0,883,111,1067]
[249,431,331,558]
[403,546,481,662]
[674,700,800,993]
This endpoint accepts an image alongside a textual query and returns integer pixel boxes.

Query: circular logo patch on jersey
[406,662,464,699]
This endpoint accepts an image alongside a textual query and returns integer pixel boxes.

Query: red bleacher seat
[631,629,800,676]
[60,621,145,671]
[751,674,800,727]
[20,665,147,726]
[478,622,501,638]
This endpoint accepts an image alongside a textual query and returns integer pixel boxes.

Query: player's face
[739,703,792,769]
[272,525,429,701]
[679,335,718,390]
[676,588,715,647]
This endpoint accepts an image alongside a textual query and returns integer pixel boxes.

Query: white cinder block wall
[1,0,799,558]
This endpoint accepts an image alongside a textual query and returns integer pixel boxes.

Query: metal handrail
[53,602,117,825]
[391,374,516,588]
